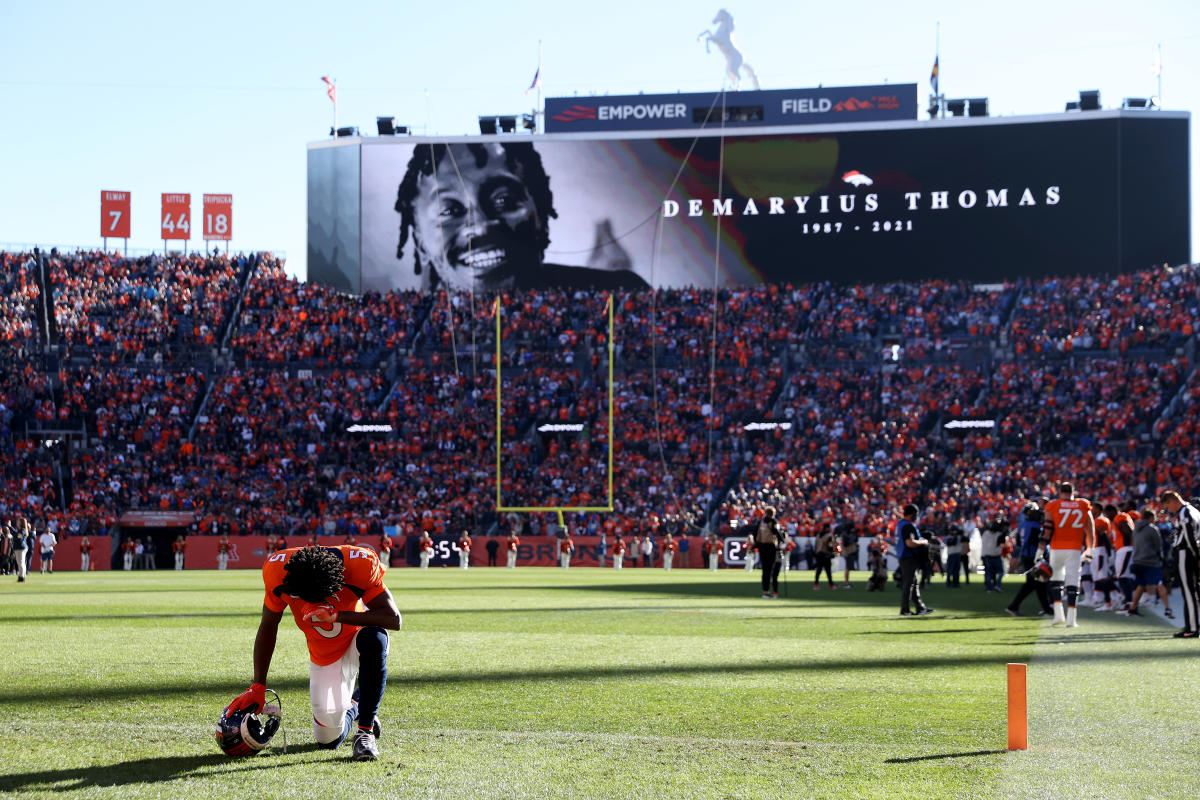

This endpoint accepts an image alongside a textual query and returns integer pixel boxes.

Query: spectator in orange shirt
[79,534,93,572]
[559,531,574,569]
[612,534,626,569]
[705,533,722,571]
[378,533,393,569]
[217,533,232,571]
[662,532,678,571]
[506,530,520,569]
[172,534,186,570]
[457,531,472,570]
[122,536,136,571]
[418,532,433,569]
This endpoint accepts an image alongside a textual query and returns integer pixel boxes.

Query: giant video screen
[309,113,1188,293]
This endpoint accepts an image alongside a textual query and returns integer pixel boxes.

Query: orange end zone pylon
[1007,662,1027,750]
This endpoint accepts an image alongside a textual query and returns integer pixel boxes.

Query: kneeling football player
[226,545,401,760]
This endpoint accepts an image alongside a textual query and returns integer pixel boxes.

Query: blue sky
[2,0,1196,277]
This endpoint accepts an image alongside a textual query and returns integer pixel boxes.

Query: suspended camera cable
[704,88,728,518]
[426,143,463,383]
[643,87,729,529]
[439,144,481,384]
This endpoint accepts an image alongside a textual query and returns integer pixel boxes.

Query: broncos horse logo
[697,9,761,91]
[842,171,874,187]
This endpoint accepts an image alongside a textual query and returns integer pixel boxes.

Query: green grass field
[1,567,1198,800]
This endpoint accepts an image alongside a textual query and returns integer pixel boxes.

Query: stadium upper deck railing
[0,243,287,260]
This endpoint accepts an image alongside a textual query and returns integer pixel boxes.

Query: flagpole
[333,78,338,134]
[930,21,942,119]
[536,39,543,133]
[1156,43,1162,106]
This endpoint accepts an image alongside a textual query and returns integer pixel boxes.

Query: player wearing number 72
[225,545,401,761]
[1042,482,1096,628]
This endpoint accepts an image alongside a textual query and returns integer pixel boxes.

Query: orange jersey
[704,540,721,554]
[379,536,392,551]
[663,540,678,553]
[613,540,626,555]
[1094,515,1111,547]
[458,537,472,551]
[262,545,387,666]
[172,541,186,554]
[79,539,92,553]
[507,536,519,551]
[1110,512,1132,550]
[419,538,433,552]
[217,539,230,554]
[560,539,573,554]
[1043,498,1094,550]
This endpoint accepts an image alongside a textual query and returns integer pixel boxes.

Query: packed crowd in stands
[47,250,267,362]
[233,262,426,367]
[1006,269,1198,355]
[0,247,1197,546]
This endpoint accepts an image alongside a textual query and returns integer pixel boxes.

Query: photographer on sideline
[895,505,933,616]
[754,507,784,599]
[1004,502,1053,617]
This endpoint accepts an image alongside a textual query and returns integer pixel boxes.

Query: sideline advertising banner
[545,85,918,133]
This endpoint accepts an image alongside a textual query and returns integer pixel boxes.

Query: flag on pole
[525,64,541,95]
[930,56,939,94]
[321,76,337,105]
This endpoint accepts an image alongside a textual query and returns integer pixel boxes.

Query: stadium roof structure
[309,108,1189,149]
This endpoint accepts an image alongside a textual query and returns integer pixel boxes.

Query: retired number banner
[100,191,131,239]
[160,193,191,241]
[202,194,233,241]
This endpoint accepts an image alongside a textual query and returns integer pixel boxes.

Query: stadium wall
[176,535,889,570]
[27,537,113,571]
[308,110,1189,293]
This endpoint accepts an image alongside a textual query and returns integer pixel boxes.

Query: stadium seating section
[1,248,1197,540]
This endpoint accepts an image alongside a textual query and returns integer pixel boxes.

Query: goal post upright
[495,292,615,516]
[606,294,614,508]
[495,296,503,512]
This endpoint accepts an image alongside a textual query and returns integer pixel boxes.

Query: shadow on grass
[14,612,263,623]
[885,749,1007,763]
[0,744,326,793]
[0,585,253,595]
[1040,630,1176,643]
[16,605,786,624]
[866,627,1004,636]
[556,579,1039,615]
[4,644,1196,705]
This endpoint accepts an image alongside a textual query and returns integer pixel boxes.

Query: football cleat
[352,729,379,761]
[215,688,282,757]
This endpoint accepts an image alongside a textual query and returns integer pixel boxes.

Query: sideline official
[1161,491,1200,638]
